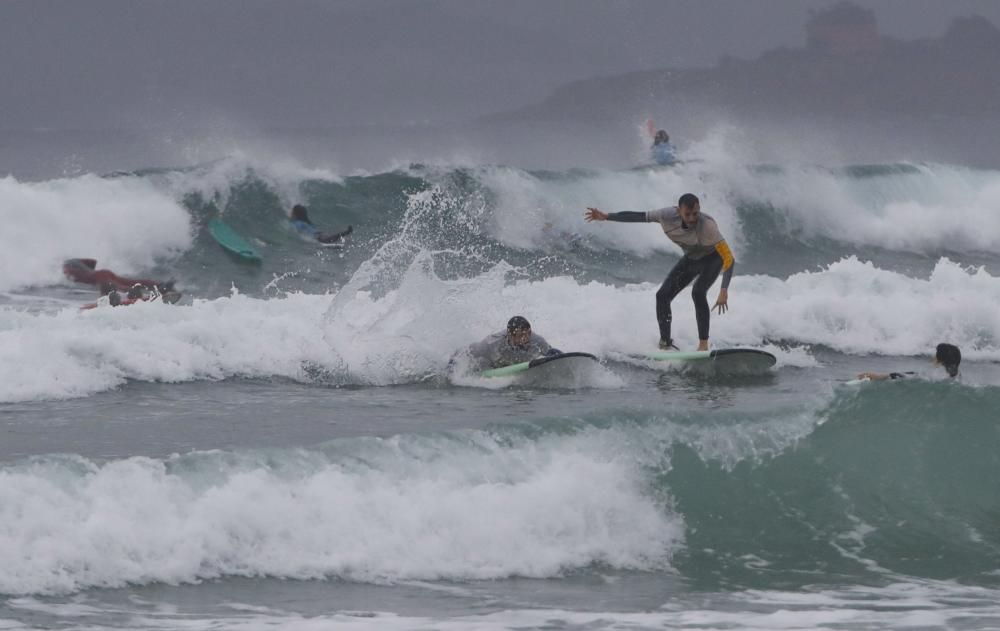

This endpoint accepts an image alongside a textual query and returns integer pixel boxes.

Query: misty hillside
[488,4,1000,123]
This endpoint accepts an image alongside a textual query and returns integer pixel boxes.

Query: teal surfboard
[208,218,262,263]
[479,352,598,378]
[641,348,776,373]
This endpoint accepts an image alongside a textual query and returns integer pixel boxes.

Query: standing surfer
[584,193,734,351]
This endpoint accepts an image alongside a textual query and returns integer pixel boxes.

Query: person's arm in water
[317,225,353,244]
[856,371,914,381]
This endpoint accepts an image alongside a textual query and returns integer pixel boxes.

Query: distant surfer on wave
[857,343,961,381]
[585,193,734,351]
[290,204,353,245]
[464,316,561,370]
[645,119,677,166]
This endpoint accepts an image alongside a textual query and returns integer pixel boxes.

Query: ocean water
[2,128,1000,630]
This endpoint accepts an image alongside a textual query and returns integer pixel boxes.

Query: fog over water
[3,0,1000,176]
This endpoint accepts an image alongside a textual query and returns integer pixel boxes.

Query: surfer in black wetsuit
[585,193,735,351]
[464,316,561,370]
[858,343,962,381]
[290,204,353,244]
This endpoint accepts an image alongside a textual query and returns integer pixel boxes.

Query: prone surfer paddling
[63,258,174,293]
[584,193,734,351]
[857,343,961,381]
[464,316,561,370]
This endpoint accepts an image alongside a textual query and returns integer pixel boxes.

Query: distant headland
[487,2,1000,123]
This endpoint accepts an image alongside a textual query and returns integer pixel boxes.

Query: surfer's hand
[713,289,729,314]
[585,208,607,222]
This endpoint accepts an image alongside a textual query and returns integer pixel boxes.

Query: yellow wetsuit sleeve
[714,240,735,288]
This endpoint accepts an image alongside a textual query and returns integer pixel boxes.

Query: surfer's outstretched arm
[585,208,646,222]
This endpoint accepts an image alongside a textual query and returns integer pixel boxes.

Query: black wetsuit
[656,252,724,342]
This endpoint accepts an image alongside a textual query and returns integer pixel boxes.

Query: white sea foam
[0,290,341,402]
[475,159,1000,257]
[724,161,1000,253]
[0,174,192,292]
[1,255,997,403]
[149,152,343,214]
[0,154,351,294]
[0,424,680,595]
[7,580,1000,630]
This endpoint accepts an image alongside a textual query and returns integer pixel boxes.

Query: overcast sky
[2,0,999,130]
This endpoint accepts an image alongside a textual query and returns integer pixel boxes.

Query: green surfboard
[208,218,262,263]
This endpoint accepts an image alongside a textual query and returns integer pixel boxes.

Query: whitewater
[2,136,1000,630]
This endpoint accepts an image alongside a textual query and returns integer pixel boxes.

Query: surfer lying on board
[290,204,353,244]
[465,316,561,370]
[585,193,734,352]
[63,258,175,293]
[81,282,182,310]
[857,343,962,381]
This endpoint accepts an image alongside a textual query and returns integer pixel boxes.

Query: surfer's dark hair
[936,343,961,377]
[507,316,531,333]
[291,204,311,223]
[678,193,699,208]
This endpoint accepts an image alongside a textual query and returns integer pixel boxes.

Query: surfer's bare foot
[697,341,710,351]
